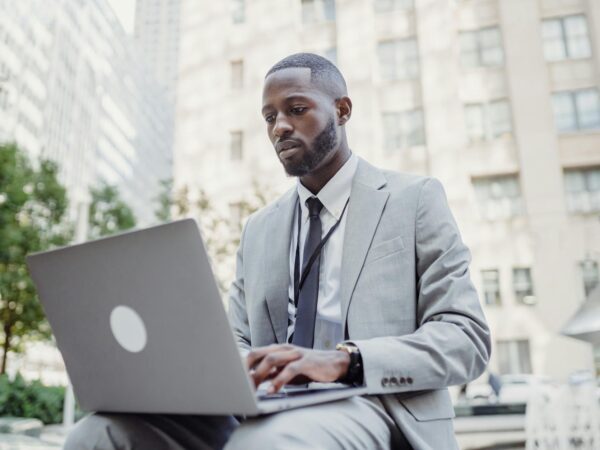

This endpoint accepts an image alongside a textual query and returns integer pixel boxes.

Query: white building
[134,0,182,104]
[0,0,172,225]
[175,0,600,379]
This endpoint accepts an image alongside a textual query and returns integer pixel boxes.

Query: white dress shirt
[286,153,359,350]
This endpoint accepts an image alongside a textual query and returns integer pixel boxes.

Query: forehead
[262,67,322,107]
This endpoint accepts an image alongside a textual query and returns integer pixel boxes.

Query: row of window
[474,168,600,218]
[231,1,592,71]
[228,128,600,216]
[231,62,600,138]
[482,268,535,306]
[233,0,419,25]
[483,261,598,307]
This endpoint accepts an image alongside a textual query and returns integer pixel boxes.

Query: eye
[291,106,307,115]
[264,114,275,124]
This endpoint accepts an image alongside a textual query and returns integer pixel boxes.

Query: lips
[276,140,302,159]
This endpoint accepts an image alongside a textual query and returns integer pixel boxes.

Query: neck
[300,144,352,194]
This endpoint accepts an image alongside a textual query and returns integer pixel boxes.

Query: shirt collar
[297,153,358,222]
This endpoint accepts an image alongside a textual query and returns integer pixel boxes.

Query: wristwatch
[335,342,364,386]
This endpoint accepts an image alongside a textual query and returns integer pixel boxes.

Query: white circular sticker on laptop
[110,306,147,353]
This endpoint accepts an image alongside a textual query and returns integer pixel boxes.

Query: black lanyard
[293,197,350,307]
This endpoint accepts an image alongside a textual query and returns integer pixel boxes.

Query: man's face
[261,68,339,177]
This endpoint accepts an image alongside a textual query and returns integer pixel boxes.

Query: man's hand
[246,344,350,394]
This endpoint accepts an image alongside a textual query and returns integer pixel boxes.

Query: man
[65,53,490,449]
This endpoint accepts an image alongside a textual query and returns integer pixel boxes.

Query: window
[465,99,512,142]
[230,131,243,160]
[564,167,600,214]
[382,110,425,150]
[513,268,535,305]
[497,340,532,375]
[374,0,414,12]
[460,27,504,68]
[378,38,420,80]
[232,0,245,24]
[552,89,600,132]
[301,0,336,24]
[580,259,599,297]
[472,175,523,220]
[542,15,591,61]
[482,269,501,306]
[231,60,243,89]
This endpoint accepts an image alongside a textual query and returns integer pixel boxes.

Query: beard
[282,117,337,177]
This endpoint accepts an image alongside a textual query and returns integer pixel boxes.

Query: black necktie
[292,197,323,348]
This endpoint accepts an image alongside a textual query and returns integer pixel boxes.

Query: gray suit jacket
[228,157,491,449]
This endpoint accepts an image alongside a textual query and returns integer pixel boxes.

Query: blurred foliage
[0,143,72,375]
[154,178,173,223]
[0,373,84,424]
[170,180,275,294]
[88,183,136,239]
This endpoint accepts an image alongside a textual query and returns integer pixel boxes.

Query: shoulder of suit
[377,167,436,193]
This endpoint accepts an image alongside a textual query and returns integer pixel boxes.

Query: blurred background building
[0,0,173,225]
[174,0,600,379]
[134,0,182,105]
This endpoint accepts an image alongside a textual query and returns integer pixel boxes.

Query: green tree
[88,184,136,239]
[0,143,72,375]
[154,178,173,223]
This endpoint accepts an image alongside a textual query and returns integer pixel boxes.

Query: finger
[252,350,302,387]
[246,344,293,370]
[268,361,305,393]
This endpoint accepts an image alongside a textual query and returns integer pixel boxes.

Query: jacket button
[389,377,398,386]
[407,377,413,384]
[400,377,406,384]
[381,377,389,387]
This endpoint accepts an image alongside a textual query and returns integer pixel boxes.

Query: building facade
[134,0,182,104]
[0,0,172,225]
[175,0,600,379]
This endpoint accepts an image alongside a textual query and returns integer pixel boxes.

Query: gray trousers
[64,396,412,450]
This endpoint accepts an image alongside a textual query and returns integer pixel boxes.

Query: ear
[336,96,352,126]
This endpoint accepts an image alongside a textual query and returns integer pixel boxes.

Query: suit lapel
[264,188,298,344]
[340,159,389,330]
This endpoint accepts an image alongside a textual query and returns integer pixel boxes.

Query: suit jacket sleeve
[350,178,491,394]
[228,215,252,358]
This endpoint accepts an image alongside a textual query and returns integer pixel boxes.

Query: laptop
[26,219,367,415]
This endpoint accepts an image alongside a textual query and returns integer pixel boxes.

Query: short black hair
[265,53,347,99]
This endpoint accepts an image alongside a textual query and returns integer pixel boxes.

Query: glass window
[382,110,425,151]
[497,340,532,375]
[231,60,243,89]
[460,27,504,68]
[465,104,485,142]
[552,89,600,132]
[302,0,336,24]
[482,269,501,306]
[374,0,414,12]
[472,175,523,220]
[542,19,567,61]
[465,100,512,143]
[377,38,420,81]
[230,131,243,160]
[489,100,512,138]
[232,0,245,24]
[542,15,591,61]
[552,91,578,132]
[513,268,535,305]
[565,167,600,214]
[575,89,600,129]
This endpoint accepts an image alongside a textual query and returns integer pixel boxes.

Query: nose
[273,114,293,139]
